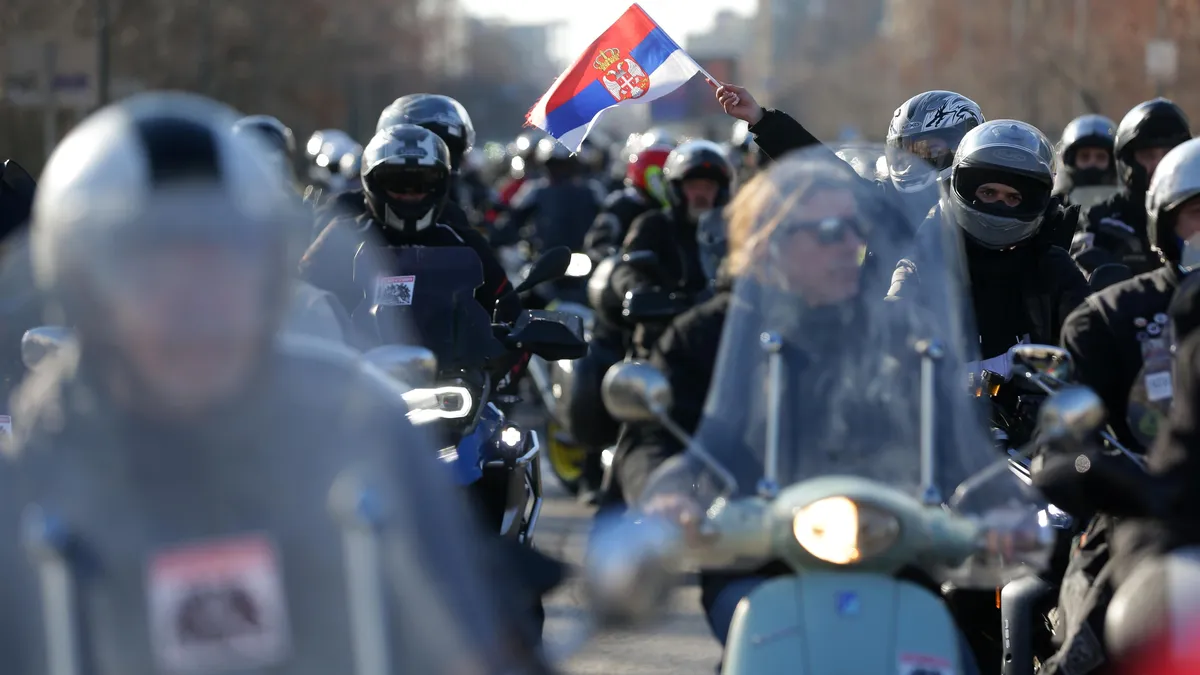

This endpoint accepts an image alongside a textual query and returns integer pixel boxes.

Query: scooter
[582,355,1071,674]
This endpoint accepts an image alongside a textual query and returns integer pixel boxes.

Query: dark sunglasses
[778,216,865,244]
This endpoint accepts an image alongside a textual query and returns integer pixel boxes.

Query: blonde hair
[725,158,854,277]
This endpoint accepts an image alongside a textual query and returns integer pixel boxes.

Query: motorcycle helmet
[31,92,298,370]
[1146,137,1200,267]
[625,143,673,206]
[1114,98,1191,193]
[361,124,452,234]
[377,94,475,172]
[579,130,611,174]
[886,90,984,193]
[662,140,735,212]
[233,114,297,183]
[944,120,1055,250]
[1058,114,1116,186]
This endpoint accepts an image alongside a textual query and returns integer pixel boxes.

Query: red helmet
[625,144,673,206]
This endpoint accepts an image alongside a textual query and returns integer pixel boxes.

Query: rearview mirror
[1037,385,1106,442]
[1010,344,1073,382]
[601,361,672,423]
[512,246,571,294]
[506,309,587,361]
[583,514,679,628]
[363,344,438,387]
[21,326,71,370]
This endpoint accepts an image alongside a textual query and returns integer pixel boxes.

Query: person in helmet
[0,92,550,673]
[727,120,765,181]
[890,120,1088,358]
[300,123,519,328]
[492,137,604,253]
[583,141,674,260]
[302,128,358,205]
[1040,139,1200,675]
[1072,99,1191,277]
[497,129,546,210]
[375,94,482,231]
[607,140,735,354]
[1054,114,1118,206]
[233,114,298,186]
[713,84,982,222]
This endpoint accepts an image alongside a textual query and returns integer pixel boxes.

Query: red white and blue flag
[526,3,707,151]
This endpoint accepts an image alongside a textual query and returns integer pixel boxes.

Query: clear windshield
[362,246,506,370]
[642,145,995,509]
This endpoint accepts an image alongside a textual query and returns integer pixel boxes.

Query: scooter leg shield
[723,572,963,675]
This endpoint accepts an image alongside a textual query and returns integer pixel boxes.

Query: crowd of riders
[2,69,1200,673]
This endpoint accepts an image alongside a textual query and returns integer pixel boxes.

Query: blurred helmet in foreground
[32,92,303,412]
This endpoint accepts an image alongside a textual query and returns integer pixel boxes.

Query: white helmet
[32,91,299,321]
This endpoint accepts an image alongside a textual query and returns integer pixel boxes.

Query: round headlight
[792,497,901,565]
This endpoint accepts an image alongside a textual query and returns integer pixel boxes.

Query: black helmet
[361,124,452,234]
[944,120,1056,250]
[1114,98,1191,193]
[1058,114,1117,188]
[376,94,475,171]
[1145,138,1200,267]
[662,140,735,211]
[885,90,984,193]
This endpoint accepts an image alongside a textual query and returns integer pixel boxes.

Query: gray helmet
[885,91,984,193]
[943,120,1055,250]
[1146,137,1200,266]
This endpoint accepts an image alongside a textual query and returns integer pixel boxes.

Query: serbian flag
[526,3,707,151]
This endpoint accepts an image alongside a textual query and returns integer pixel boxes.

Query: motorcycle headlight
[402,385,474,425]
[566,252,593,277]
[792,497,900,565]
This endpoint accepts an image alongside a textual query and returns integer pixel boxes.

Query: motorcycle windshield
[366,246,505,370]
[642,144,998,509]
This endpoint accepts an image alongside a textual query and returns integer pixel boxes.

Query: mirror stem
[651,406,739,496]
[760,333,784,499]
[917,339,944,505]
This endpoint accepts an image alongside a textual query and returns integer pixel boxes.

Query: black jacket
[1061,266,1179,451]
[891,223,1089,358]
[583,187,658,260]
[299,196,519,330]
[1072,190,1156,276]
[614,286,731,503]
[492,177,603,252]
[0,339,552,674]
[609,208,711,303]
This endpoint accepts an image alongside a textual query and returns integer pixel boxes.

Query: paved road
[534,459,720,674]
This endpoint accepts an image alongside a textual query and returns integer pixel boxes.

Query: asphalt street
[535,458,721,674]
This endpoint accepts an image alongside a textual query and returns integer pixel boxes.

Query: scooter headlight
[792,497,900,565]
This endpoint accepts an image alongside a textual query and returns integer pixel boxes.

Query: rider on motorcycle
[299,124,519,329]
[232,114,298,187]
[889,120,1089,359]
[607,140,735,354]
[1071,99,1191,276]
[492,138,604,253]
[624,146,999,674]
[0,92,549,673]
[1039,139,1200,675]
[376,94,480,231]
[1054,114,1118,207]
[583,141,674,260]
